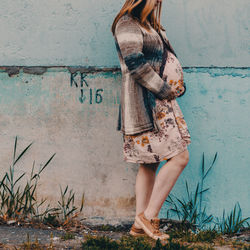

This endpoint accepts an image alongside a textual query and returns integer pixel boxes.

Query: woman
[111,0,191,241]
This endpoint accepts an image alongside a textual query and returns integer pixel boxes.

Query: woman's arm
[114,17,175,101]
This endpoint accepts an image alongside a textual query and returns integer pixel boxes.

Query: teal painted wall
[158,68,250,222]
[0,0,249,223]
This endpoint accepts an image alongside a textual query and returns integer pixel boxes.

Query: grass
[81,234,217,250]
[12,232,250,250]
[163,151,249,248]
[0,136,85,228]
[0,136,56,221]
[58,184,84,224]
[169,226,219,243]
[214,202,249,236]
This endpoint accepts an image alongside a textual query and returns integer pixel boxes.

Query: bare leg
[133,162,159,228]
[143,149,189,220]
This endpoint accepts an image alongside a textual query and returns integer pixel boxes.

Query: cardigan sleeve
[114,17,175,101]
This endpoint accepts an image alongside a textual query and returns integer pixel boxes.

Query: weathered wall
[159,68,250,221]
[0,68,134,220]
[0,0,249,224]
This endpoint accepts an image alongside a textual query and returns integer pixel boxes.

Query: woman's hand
[165,91,176,101]
[163,77,186,99]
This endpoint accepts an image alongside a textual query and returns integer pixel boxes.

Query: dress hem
[123,140,191,164]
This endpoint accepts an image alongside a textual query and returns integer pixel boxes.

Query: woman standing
[111,0,191,241]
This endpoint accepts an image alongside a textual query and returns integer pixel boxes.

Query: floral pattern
[122,51,191,164]
[163,52,186,97]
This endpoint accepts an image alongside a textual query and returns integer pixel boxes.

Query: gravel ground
[0,224,128,249]
[0,222,249,249]
[0,225,65,244]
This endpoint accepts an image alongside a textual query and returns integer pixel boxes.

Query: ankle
[144,210,157,221]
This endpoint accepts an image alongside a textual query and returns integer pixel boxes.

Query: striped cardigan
[113,13,178,135]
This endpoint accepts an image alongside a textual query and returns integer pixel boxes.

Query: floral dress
[123,51,191,164]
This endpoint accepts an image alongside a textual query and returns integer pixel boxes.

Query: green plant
[81,235,120,249]
[170,227,219,243]
[214,202,249,236]
[153,237,190,250]
[120,236,152,250]
[0,136,85,227]
[165,152,218,230]
[39,185,85,226]
[0,136,56,221]
[194,229,219,243]
[81,234,213,250]
[57,185,84,224]
[168,227,220,243]
[43,213,60,227]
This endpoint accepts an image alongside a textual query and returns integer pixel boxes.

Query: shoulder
[115,14,142,34]
[117,13,137,24]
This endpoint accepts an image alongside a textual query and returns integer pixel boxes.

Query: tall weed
[0,136,56,220]
[214,202,249,235]
[0,136,84,226]
[165,152,218,230]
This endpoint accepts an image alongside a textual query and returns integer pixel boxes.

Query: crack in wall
[0,66,249,78]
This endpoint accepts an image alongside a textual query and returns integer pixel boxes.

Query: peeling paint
[23,67,47,75]
[0,66,121,77]
[4,67,20,77]
[0,66,249,78]
[67,66,120,74]
[184,67,250,78]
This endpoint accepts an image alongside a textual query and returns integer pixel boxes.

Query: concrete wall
[0,0,249,224]
[159,68,250,222]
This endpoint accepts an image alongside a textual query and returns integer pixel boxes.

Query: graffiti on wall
[70,72,104,104]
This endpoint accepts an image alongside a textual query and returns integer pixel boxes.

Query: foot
[129,223,145,237]
[134,220,142,229]
[135,211,170,240]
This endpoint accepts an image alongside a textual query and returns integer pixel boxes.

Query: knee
[170,150,189,168]
[182,150,190,167]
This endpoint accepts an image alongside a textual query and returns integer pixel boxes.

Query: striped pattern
[113,13,177,135]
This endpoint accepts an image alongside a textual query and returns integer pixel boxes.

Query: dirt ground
[0,219,249,249]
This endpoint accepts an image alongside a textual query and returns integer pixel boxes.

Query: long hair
[111,0,164,35]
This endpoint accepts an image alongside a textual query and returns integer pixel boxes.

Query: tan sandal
[135,211,170,240]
